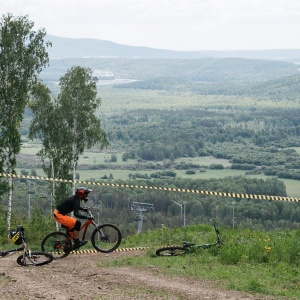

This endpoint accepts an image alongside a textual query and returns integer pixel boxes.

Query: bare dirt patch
[0,250,276,300]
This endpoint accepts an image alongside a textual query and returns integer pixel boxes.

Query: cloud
[1,0,300,50]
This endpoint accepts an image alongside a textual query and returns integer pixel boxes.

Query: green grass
[98,87,300,113]
[101,225,300,299]
[78,168,248,182]
[280,178,300,198]
[292,147,300,155]
[19,143,41,155]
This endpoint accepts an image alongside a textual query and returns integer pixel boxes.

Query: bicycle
[156,223,223,256]
[0,225,53,266]
[41,207,122,259]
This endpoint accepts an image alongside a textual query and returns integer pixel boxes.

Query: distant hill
[244,74,300,100]
[41,56,299,85]
[42,35,300,99]
[46,34,300,62]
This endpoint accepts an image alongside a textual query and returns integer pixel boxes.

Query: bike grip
[0,251,8,257]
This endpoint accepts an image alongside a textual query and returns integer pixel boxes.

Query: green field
[97,87,300,112]
[16,145,300,198]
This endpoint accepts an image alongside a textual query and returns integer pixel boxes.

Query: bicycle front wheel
[17,251,53,266]
[156,247,186,256]
[41,231,71,259]
[91,224,122,253]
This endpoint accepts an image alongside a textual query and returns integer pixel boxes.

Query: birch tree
[30,66,108,206]
[57,66,109,193]
[29,83,67,213]
[0,14,50,233]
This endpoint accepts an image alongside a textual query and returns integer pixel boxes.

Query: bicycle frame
[0,229,28,258]
[1,228,53,266]
[65,210,97,240]
[62,208,120,247]
[42,207,122,258]
[183,224,222,251]
[156,223,223,256]
[81,219,99,239]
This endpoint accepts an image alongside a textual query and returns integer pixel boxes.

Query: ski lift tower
[27,181,35,220]
[131,202,154,233]
[171,200,187,227]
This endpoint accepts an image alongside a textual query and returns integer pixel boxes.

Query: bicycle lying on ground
[41,207,122,259]
[0,225,53,266]
[156,223,223,256]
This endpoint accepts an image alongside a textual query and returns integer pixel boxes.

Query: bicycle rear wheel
[91,224,122,253]
[156,247,186,256]
[17,251,53,266]
[41,231,71,259]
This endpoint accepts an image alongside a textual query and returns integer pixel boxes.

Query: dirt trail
[0,250,275,300]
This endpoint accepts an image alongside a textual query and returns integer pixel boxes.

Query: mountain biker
[53,187,93,250]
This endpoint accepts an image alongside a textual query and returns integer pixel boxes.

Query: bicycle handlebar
[0,245,25,257]
[0,251,9,257]
[83,206,97,221]
[83,206,93,214]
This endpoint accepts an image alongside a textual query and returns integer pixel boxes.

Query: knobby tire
[91,223,122,253]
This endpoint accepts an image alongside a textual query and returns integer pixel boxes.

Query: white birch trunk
[72,114,78,194]
[71,121,78,218]
[72,140,77,194]
[6,148,15,237]
[6,174,13,237]
[50,159,60,231]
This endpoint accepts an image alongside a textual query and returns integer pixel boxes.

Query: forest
[1,24,300,242]
[6,87,300,239]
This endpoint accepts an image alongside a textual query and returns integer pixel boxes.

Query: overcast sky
[1,0,300,51]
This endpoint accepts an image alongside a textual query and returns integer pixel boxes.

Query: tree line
[115,73,300,101]
[0,175,298,245]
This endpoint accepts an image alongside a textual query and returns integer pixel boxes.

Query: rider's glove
[87,216,94,220]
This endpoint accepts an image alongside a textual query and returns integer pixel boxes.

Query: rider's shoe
[73,240,88,250]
